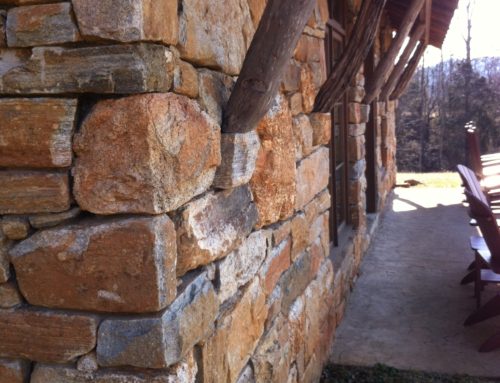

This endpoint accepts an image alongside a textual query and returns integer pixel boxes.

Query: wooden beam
[425,0,432,44]
[222,0,316,134]
[379,23,425,100]
[390,41,427,100]
[363,0,426,104]
[313,0,387,113]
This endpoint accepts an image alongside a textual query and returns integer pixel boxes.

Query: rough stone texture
[349,123,366,137]
[300,65,319,113]
[272,220,291,246]
[0,217,29,240]
[0,0,59,4]
[0,309,97,363]
[0,171,70,214]
[31,357,198,383]
[292,114,313,161]
[247,0,266,27]
[0,282,22,308]
[279,251,317,315]
[6,3,80,47]
[74,93,220,215]
[0,44,173,94]
[217,230,269,303]
[289,92,303,116]
[29,207,80,229]
[348,103,370,124]
[295,147,330,210]
[250,95,296,228]
[198,69,234,125]
[0,98,76,168]
[76,352,98,372]
[177,0,254,75]
[252,314,293,383]
[281,60,301,93]
[176,185,258,276]
[213,131,260,189]
[201,277,268,383]
[174,59,199,98]
[349,134,366,161]
[259,238,291,296]
[98,272,217,369]
[0,11,6,47]
[10,215,177,313]
[72,0,178,45]
[303,261,334,367]
[0,358,30,383]
[294,34,323,64]
[291,213,308,261]
[0,232,10,283]
[310,112,331,146]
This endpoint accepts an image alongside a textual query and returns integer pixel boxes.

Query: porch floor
[331,186,500,377]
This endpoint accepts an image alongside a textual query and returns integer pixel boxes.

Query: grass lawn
[396,172,461,188]
[321,364,500,383]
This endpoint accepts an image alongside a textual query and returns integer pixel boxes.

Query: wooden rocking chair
[462,190,500,352]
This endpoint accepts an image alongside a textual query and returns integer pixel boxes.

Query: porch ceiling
[385,0,459,48]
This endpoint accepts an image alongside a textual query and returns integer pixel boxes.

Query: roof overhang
[385,0,459,48]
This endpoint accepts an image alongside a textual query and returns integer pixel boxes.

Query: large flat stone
[217,230,269,303]
[201,277,268,383]
[97,272,218,368]
[250,95,296,228]
[295,147,330,210]
[252,314,293,383]
[259,237,292,296]
[175,185,258,276]
[177,0,254,75]
[0,282,23,308]
[0,358,30,383]
[213,131,261,189]
[0,309,97,363]
[72,0,178,45]
[31,356,198,383]
[6,3,80,47]
[0,98,76,168]
[10,215,177,313]
[0,44,173,94]
[74,93,220,214]
[0,170,70,214]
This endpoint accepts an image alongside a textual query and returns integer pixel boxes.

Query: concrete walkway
[331,187,500,377]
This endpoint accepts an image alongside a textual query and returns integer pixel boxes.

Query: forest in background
[396,0,500,171]
[396,56,500,171]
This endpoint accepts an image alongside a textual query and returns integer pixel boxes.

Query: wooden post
[379,23,425,100]
[390,41,427,100]
[222,0,317,134]
[313,0,387,113]
[363,0,426,104]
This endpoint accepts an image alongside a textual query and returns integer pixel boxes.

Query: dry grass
[396,172,461,188]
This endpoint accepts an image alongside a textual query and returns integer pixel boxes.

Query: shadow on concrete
[331,187,500,377]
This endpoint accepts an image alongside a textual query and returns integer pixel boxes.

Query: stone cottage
[0,0,457,382]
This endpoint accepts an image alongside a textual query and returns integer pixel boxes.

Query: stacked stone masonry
[0,0,398,382]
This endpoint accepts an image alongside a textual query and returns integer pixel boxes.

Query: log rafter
[313,0,387,113]
[390,41,427,100]
[222,0,317,134]
[363,0,426,104]
[379,22,425,100]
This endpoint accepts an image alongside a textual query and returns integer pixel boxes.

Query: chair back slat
[466,128,483,177]
[464,190,500,273]
[457,164,489,206]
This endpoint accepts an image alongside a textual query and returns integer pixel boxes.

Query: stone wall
[0,1,397,383]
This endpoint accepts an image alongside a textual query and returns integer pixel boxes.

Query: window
[326,0,350,246]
